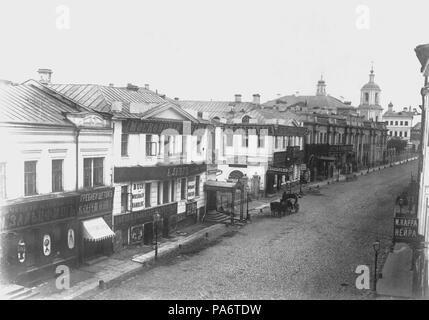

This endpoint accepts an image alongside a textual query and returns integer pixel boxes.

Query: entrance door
[207,190,217,210]
[143,223,154,245]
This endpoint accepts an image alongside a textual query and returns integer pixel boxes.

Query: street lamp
[373,240,381,293]
[153,212,161,260]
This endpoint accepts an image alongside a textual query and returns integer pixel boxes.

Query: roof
[176,100,256,119]
[262,94,355,112]
[415,44,429,73]
[47,84,171,119]
[383,110,414,118]
[361,82,381,91]
[412,122,421,130]
[0,82,80,126]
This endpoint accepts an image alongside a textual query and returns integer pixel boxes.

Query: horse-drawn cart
[269,193,300,217]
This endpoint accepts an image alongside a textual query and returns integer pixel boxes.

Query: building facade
[384,103,417,142]
[0,80,114,283]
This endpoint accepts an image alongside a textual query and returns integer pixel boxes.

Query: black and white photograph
[0,0,428,307]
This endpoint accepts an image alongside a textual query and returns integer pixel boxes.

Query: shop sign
[0,195,78,232]
[114,202,178,230]
[130,225,144,244]
[43,234,51,256]
[78,187,114,218]
[187,179,195,200]
[17,239,26,263]
[267,166,290,174]
[67,229,75,249]
[131,183,145,212]
[393,217,419,243]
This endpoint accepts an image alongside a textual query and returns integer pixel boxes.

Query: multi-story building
[44,81,210,251]
[384,103,418,143]
[415,43,429,296]
[262,77,388,181]
[0,78,114,283]
[177,95,307,196]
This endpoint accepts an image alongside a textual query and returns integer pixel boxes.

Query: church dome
[361,68,381,91]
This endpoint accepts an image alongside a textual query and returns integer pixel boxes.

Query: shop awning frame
[82,217,115,242]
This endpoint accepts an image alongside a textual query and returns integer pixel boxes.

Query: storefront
[0,193,80,283]
[113,202,178,247]
[77,187,115,262]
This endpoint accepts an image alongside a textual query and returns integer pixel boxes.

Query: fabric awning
[82,217,115,241]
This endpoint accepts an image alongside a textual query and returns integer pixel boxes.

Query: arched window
[242,115,251,123]
[228,170,244,180]
[365,92,369,103]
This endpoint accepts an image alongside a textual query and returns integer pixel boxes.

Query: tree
[387,137,407,153]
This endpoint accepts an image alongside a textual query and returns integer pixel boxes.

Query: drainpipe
[75,127,81,191]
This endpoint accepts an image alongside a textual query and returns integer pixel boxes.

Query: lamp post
[373,240,380,293]
[153,212,161,260]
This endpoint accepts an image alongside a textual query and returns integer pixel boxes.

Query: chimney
[252,94,260,105]
[37,68,53,85]
[109,83,114,87]
[403,107,408,112]
[174,97,179,101]
[234,94,242,103]
[388,102,393,112]
[126,83,139,91]
[144,84,150,90]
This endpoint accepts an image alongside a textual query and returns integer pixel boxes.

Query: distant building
[383,102,418,142]
[411,122,422,151]
[357,67,383,122]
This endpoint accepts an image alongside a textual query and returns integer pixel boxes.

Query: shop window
[274,136,278,149]
[146,135,157,156]
[121,185,129,213]
[195,175,200,197]
[163,181,169,204]
[170,180,175,202]
[157,182,161,205]
[83,157,104,188]
[181,178,186,200]
[24,161,37,196]
[0,162,6,199]
[52,159,63,192]
[145,183,151,208]
[121,133,129,157]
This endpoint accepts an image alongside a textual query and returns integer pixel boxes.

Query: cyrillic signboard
[131,182,145,212]
[393,217,419,243]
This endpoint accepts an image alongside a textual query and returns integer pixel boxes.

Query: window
[163,181,169,204]
[170,180,175,202]
[197,135,203,153]
[275,136,279,149]
[145,135,157,156]
[83,157,104,188]
[390,121,393,125]
[242,131,249,148]
[400,121,403,126]
[375,93,379,104]
[395,121,398,126]
[226,132,233,147]
[399,131,403,137]
[405,121,409,126]
[404,131,408,138]
[390,131,392,136]
[242,116,251,123]
[121,133,129,157]
[181,178,186,200]
[145,183,151,208]
[394,131,397,137]
[24,161,37,196]
[257,134,264,148]
[365,93,369,103]
[195,175,200,197]
[121,185,129,213]
[157,182,161,205]
[0,163,6,199]
[52,159,63,192]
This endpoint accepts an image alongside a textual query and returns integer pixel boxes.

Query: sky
[0,0,428,110]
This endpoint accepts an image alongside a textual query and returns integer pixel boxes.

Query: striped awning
[82,218,115,242]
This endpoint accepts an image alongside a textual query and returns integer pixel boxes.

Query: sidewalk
[34,222,230,300]
[376,243,414,299]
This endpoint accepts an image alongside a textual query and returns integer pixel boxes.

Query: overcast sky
[0,0,427,110]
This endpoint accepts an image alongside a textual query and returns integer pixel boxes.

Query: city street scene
[0,0,429,303]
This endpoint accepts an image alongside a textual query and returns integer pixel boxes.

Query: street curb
[41,223,229,300]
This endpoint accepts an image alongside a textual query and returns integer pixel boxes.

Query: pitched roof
[262,94,355,112]
[0,82,79,126]
[46,84,170,119]
[176,100,256,119]
[383,110,414,118]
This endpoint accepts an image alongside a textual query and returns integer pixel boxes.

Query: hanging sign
[393,217,419,243]
[17,239,26,263]
[43,234,51,256]
[131,183,145,212]
[67,229,75,249]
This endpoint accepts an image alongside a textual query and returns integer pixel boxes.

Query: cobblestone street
[90,162,417,300]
